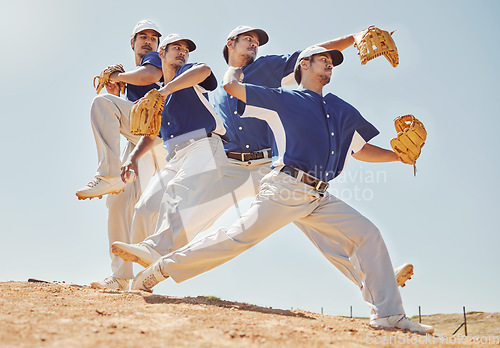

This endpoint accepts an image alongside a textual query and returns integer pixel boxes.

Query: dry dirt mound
[0,281,498,347]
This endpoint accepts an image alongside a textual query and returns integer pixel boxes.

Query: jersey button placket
[324,99,334,175]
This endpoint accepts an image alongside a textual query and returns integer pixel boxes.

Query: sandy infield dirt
[1,281,498,347]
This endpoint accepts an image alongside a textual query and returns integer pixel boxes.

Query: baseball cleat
[394,263,414,287]
[90,276,129,291]
[76,176,125,200]
[77,194,102,200]
[111,242,161,268]
[370,314,434,334]
[131,260,168,292]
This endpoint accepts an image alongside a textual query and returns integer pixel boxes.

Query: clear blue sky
[1,0,499,317]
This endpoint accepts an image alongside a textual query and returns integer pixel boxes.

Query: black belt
[280,165,329,194]
[166,133,212,161]
[226,149,272,162]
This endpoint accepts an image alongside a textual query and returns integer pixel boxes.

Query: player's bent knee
[90,95,117,120]
[91,94,108,108]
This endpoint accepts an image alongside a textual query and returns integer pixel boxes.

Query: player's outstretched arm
[315,28,369,52]
[352,143,400,163]
[159,64,214,99]
[223,66,246,103]
[110,64,163,86]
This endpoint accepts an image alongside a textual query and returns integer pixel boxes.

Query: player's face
[132,30,160,58]
[163,41,190,69]
[231,32,260,65]
[310,53,333,85]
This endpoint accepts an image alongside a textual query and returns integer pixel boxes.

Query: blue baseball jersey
[243,85,379,182]
[126,51,163,102]
[211,52,301,153]
[160,63,225,153]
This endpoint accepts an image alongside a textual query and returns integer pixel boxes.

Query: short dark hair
[222,36,237,64]
[294,57,311,84]
[223,45,229,64]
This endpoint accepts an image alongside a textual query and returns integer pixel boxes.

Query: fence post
[350,306,352,318]
[452,306,468,336]
[463,307,467,336]
[419,306,421,323]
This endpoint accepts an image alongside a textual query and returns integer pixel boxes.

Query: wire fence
[303,305,472,336]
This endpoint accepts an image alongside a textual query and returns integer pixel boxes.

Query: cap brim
[170,39,196,52]
[328,50,344,66]
[184,39,196,52]
[251,29,269,46]
[231,28,269,47]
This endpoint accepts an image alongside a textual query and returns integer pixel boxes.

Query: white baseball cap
[159,33,196,52]
[294,46,344,71]
[132,20,162,37]
[226,25,269,46]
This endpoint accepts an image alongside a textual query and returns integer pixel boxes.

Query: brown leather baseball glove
[390,115,427,175]
[353,27,399,67]
[93,64,126,94]
[129,89,165,136]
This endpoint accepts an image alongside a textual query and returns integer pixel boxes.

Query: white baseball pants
[138,156,369,289]
[137,156,271,254]
[133,135,228,255]
[159,167,405,319]
[90,94,167,279]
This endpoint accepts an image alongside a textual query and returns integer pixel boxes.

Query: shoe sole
[369,324,398,332]
[111,245,151,268]
[90,281,126,291]
[395,263,414,287]
[369,324,433,334]
[76,188,125,200]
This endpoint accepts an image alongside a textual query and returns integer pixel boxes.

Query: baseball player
[129,46,433,334]
[76,20,168,290]
[112,26,414,288]
[117,32,227,274]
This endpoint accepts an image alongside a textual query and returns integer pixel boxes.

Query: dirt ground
[1,281,498,347]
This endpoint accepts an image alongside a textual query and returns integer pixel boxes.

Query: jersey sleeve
[276,51,301,78]
[261,51,301,86]
[199,71,217,92]
[140,51,162,69]
[175,63,217,92]
[347,108,380,154]
[244,84,284,112]
[282,51,301,85]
